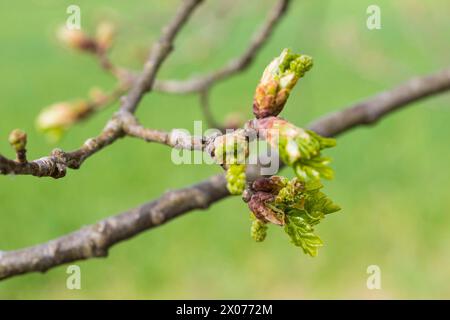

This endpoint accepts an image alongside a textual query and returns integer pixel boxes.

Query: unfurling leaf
[226,164,246,195]
[252,117,336,182]
[253,49,313,119]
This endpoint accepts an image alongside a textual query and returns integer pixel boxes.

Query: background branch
[309,67,450,137]
[198,90,221,129]
[121,0,204,113]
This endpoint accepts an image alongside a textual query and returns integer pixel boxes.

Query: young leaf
[284,214,323,257]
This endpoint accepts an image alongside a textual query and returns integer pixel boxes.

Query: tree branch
[153,0,291,94]
[121,112,205,150]
[1,67,449,281]
[121,0,204,113]
[0,174,229,280]
[309,67,450,137]
[198,90,221,129]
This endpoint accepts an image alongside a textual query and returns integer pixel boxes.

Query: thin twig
[153,0,291,94]
[1,67,450,280]
[121,0,204,113]
[309,67,450,137]
[121,112,205,150]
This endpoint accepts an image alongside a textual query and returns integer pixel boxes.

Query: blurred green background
[0,0,449,299]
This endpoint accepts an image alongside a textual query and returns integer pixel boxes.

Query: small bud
[57,26,97,52]
[36,101,90,141]
[274,177,306,206]
[9,129,27,151]
[96,22,115,50]
[253,49,313,119]
[253,117,309,162]
[226,164,246,195]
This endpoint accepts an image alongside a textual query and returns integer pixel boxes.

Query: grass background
[0,0,449,299]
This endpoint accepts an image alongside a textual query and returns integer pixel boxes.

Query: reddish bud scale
[58,27,98,53]
[252,176,286,194]
[248,191,284,226]
[253,81,288,119]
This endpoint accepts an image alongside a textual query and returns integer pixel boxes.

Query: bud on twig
[248,191,284,226]
[252,175,288,194]
[213,131,248,165]
[250,215,268,242]
[253,49,313,119]
[57,27,97,52]
[8,129,27,163]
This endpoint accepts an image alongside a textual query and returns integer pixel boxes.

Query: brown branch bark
[1,67,449,281]
[121,112,205,150]
[0,174,228,280]
[198,90,221,129]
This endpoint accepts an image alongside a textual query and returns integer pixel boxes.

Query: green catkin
[251,216,268,242]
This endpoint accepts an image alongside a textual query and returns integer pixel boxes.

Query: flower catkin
[214,131,249,195]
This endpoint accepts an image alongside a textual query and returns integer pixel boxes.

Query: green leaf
[306,129,336,149]
[284,215,323,257]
